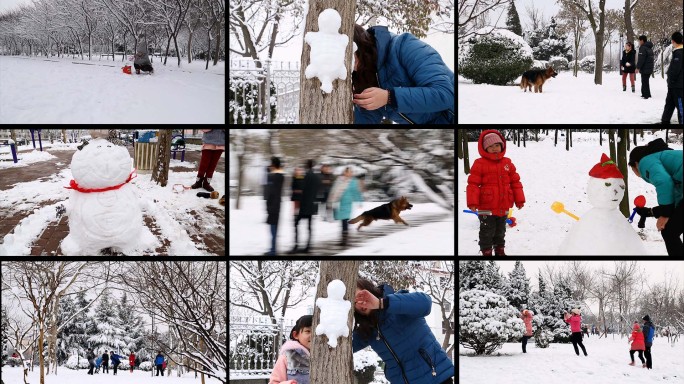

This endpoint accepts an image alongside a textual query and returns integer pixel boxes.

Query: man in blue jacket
[642,315,655,369]
[155,351,165,376]
[352,280,454,383]
[352,25,454,124]
[110,351,124,375]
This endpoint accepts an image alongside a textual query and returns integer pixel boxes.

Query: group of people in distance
[86,349,168,376]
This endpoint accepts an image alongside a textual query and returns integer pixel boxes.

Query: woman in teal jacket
[352,25,454,124]
[353,279,454,384]
[327,167,363,245]
[629,138,683,256]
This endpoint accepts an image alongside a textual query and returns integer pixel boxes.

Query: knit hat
[633,322,641,332]
[483,133,504,150]
[642,315,651,322]
[589,154,624,179]
[571,308,581,315]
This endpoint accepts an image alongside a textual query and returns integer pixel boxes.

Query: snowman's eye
[620,185,625,190]
[605,183,611,187]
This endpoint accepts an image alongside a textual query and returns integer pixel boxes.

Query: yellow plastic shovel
[551,201,580,221]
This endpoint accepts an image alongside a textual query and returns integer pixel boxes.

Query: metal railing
[229,315,297,378]
[229,59,300,124]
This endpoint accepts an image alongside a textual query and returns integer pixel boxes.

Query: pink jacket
[564,313,582,333]
[269,340,310,384]
[521,310,533,336]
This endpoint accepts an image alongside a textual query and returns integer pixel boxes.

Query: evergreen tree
[88,294,126,354]
[116,293,145,354]
[504,261,530,310]
[459,261,504,293]
[56,295,78,364]
[506,1,523,36]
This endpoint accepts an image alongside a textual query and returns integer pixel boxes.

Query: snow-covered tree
[116,293,144,354]
[89,294,126,354]
[504,260,530,310]
[459,290,524,355]
[459,260,504,294]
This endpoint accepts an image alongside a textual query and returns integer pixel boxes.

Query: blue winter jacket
[638,150,683,208]
[155,354,164,365]
[354,26,455,125]
[352,285,454,384]
[643,321,655,344]
[111,353,123,364]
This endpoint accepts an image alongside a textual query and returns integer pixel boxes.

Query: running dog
[520,67,558,93]
[348,196,413,230]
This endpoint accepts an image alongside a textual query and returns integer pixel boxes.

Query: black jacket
[299,170,321,216]
[620,49,636,73]
[265,171,284,225]
[637,41,655,75]
[102,352,109,362]
[667,47,683,89]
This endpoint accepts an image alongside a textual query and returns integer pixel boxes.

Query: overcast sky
[0,0,30,13]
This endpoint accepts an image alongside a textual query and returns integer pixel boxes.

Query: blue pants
[661,87,683,124]
[269,224,277,255]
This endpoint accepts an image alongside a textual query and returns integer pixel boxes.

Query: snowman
[60,139,154,255]
[304,9,348,93]
[315,279,351,348]
[558,154,647,255]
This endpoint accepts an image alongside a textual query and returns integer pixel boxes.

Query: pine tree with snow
[459,261,505,294]
[459,289,525,355]
[503,260,530,310]
[88,293,126,354]
[116,293,144,353]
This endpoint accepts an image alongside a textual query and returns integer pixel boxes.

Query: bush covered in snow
[65,355,90,369]
[139,361,153,371]
[579,56,596,73]
[531,315,552,348]
[459,290,525,355]
[458,28,533,85]
[548,56,569,70]
[354,349,381,384]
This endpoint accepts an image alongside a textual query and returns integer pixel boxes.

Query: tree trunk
[608,129,616,161]
[298,0,357,124]
[566,129,570,151]
[617,129,629,218]
[310,261,360,383]
[39,320,45,384]
[213,25,221,66]
[457,130,463,159]
[151,130,172,187]
[462,131,470,175]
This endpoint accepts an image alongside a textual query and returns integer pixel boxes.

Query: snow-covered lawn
[1,367,223,383]
[459,336,684,383]
[0,55,225,123]
[458,71,680,124]
[457,130,682,255]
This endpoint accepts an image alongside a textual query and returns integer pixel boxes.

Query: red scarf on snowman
[65,169,138,193]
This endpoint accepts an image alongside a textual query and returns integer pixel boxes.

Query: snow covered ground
[229,196,453,255]
[459,336,684,383]
[1,367,223,384]
[0,55,225,123]
[457,130,683,255]
[458,71,680,124]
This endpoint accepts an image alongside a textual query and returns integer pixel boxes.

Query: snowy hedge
[139,361,153,371]
[459,290,525,355]
[65,355,90,369]
[354,349,381,384]
[579,56,596,73]
[458,28,533,85]
[548,56,569,70]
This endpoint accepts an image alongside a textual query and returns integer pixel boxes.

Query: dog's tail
[520,77,528,90]
[348,215,363,224]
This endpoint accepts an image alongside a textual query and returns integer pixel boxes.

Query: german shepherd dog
[520,67,558,93]
[348,196,413,230]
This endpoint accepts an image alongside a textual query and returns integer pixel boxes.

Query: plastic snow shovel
[464,209,517,227]
[551,201,580,221]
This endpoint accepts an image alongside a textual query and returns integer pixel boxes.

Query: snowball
[304,9,349,93]
[60,139,153,255]
[315,279,351,348]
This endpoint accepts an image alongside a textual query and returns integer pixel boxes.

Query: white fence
[229,315,297,378]
[229,59,300,124]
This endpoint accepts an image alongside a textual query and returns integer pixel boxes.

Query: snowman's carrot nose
[551,201,580,221]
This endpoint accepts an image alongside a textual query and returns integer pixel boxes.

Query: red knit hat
[589,154,624,179]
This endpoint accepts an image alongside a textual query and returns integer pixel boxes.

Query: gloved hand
[634,207,653,217]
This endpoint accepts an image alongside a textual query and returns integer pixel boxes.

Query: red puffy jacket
[466,130,525,216]
[629,329,645,351]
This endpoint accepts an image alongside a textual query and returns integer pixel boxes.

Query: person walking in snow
[101,350,110,374]
[519,309,534,353]
[628,322,646,366]
[191,129,225,193]
[133,41,154,74]
[265,156,284,256]
[582,324,590,338]
[620,41,637,93]
[155,351,165,376]
[636,35,655,99]
[287,159,321,254]
[129,352,136,373]
[87,349,96,375]
[659,31,683,123]
[642,315,655,369]
[269,315,312,384]
[564,308,588,356]
[110,351,124,375]
[466,130,526,256]
[327,166,363,247]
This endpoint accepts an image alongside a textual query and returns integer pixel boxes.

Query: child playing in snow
[466,130,525,256]
[269,315,311,384]
[628,321,646,367]
[563,308,588,356]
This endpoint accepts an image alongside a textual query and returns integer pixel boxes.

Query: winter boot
[494,245,506,256]
[632,85,635,93]
[628,362,635,366]
[203,177,214,192]
[136,68,141,75]
[623,85,626,92]
[191,176,204,189]
[642,364,647,368]
[481,248,493,256]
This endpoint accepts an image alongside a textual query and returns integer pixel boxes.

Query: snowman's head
[326,280,346,300]
[587,176,625,209]
[318,9,341,34]
[71,139,132,189]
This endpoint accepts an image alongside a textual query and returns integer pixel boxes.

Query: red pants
[622,72,635,86]
[197,149,223,178]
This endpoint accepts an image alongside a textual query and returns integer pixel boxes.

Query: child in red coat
[466,130,525,256]
[628,322,646,366]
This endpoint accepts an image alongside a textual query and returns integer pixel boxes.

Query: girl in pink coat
[628,322,646,367]
[519,309,534,353]
[564,308,588,356]
[269,315,311,384]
